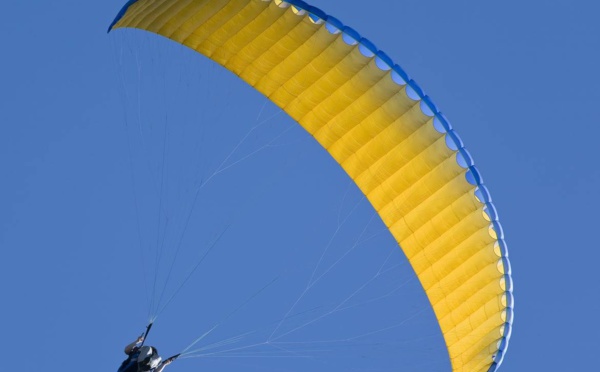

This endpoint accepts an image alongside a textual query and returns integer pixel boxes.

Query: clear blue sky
[1,1,599,371]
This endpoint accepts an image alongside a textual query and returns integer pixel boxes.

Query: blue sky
[1,1,599,371]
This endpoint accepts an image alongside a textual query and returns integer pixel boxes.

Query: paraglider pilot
[118,325,178,372]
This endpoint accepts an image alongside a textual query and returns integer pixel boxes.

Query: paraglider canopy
[109,0,514,371]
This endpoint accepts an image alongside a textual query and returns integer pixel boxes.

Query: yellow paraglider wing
[109,1,513,371]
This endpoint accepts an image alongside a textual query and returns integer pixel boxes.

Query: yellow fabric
[112,1,507,370]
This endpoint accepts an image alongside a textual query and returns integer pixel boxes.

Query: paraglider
[118,324,179,372]
[109,0,513,371]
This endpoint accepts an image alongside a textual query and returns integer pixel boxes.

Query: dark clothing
[118,349,140,372]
